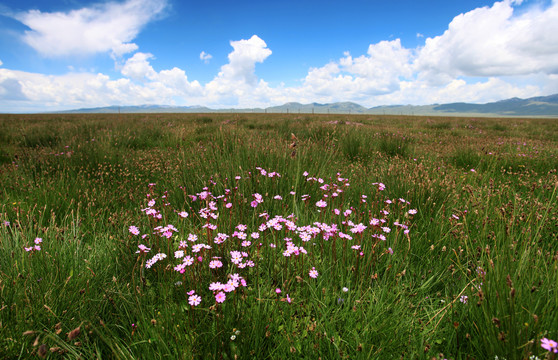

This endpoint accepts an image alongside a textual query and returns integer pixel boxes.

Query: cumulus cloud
[200,51,212,63]
[415,0,558,81]
[13,0,167,58]
[214,35,272,85]
[0,59,204,112]
[121,52,158,80]
[204,35,273,106]
[303,39,413,97]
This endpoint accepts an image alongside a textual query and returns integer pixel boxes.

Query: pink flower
[372,182,386,191]
[178,211,189,218]
[129,226,140,236]
[541,338,558,353]
[209,282,222,291]
[286,294,291,303]
[136,244,151,253]
[34,237,42,244]
[188,294,201,306]
[209,260,223,269]
[315,200,327,208]
[275,288,281,294]
[215,291,226,303]
[350,223,367,234]
[309,267,319,279]
[183,255,194,266]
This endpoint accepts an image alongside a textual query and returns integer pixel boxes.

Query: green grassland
[0,113,557,359]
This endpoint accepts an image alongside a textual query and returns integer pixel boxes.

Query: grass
[0,113,557,359]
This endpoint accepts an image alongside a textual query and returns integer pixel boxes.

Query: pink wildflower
[309,267,319,279]
[188,294,201,306]
[215,291,226,303]
[209,260,223,269]
[129,226,140,235]
[183,255,194,265]
[541,338,558,353]
[136,244,151,254]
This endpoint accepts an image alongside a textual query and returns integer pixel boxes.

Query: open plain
[0,113,557,359]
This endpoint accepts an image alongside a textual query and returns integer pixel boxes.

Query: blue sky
[1,0,557,112]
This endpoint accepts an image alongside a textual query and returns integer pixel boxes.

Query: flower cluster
[130,167,416,309]
[24,237,43,252]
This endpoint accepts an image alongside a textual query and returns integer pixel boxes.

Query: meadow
[0,112,557,359]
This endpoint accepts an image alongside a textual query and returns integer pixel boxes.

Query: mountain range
[60,94,558,117]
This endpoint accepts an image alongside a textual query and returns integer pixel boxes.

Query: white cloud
[13,0,167,58]
[214,35,272,85]
[373,77,541,107]
[415,0,558,81]
[0,59,3,66]
[200,51,212,63]
[121,52,158,80]
[203,35,273,106]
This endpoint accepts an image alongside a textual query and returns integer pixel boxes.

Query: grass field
[0,113,557,359]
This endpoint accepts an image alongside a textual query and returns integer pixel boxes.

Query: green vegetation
[0,113,557,359]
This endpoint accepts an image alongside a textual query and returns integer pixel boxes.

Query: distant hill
[266,101,368,114]
[431,94,558,116]
[62,104,213,113]
[58,94,558,117]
